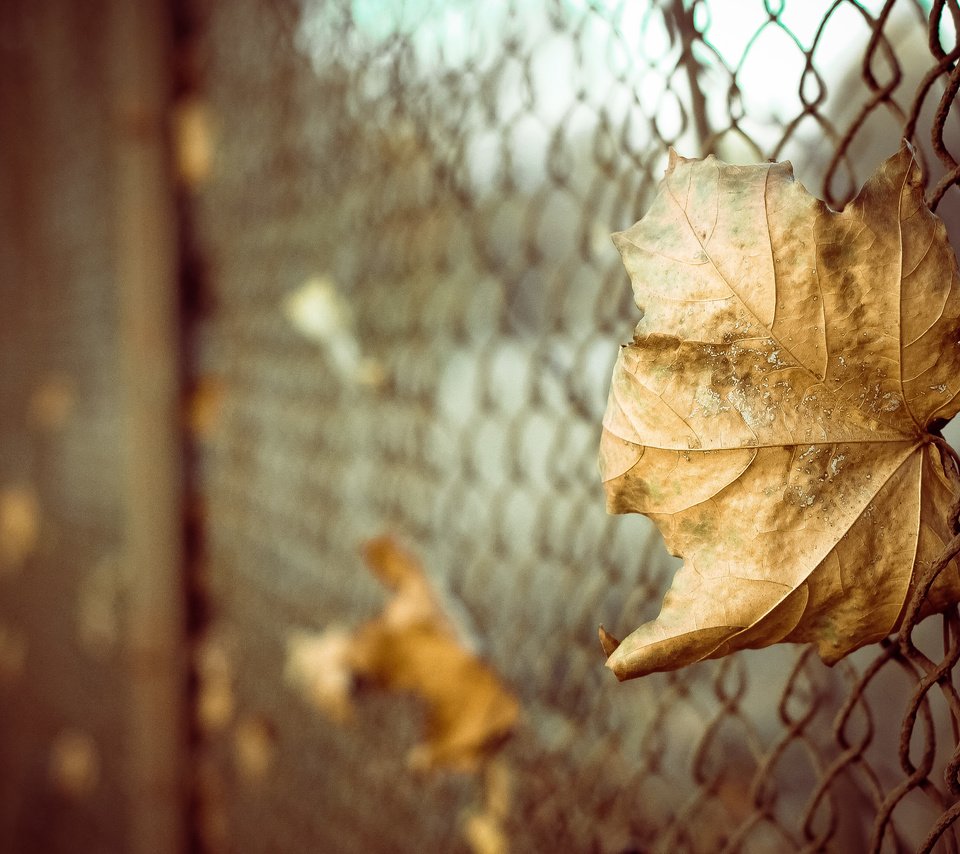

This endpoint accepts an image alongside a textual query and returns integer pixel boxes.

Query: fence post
[109,0,186,850]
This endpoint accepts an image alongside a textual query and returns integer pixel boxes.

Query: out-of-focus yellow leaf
[361,535,459,636]
[282,276,385,387]
[196,635,236,733]
[600,144,960,680]
[49,730,100,798]
[186,376,227,439]
[284,277,354,346]
[350,619,518,772]
[0,485,39,573]
[284,626,354,724]
[464,810,509,854]
[233,716,277,782]
[287,536,519,773]
[173,97,214,188]
[463,758,513,854]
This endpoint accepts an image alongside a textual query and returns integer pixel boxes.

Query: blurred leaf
[233,716,277,782]
[196,635,236,733]
[285,626,355,724]
[0,485,39,573]
[173,97,214,188]
[283,277,385,386]
[186,376,227,439]
[48,730,99,798]
[288,535,519,772]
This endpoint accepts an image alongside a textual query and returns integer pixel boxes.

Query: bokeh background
[5,0,960,851]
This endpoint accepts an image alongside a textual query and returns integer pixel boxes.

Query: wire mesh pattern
[179,0,960,852]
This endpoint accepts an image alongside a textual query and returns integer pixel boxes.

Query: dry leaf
[600,144,960,680]
[196,635,236,733]
[186,376,227,439]
[173,96,214,188]
[289,536,519,772]
[464,809,510,854]
[233,716,277,781]
[49,730,100,798]
[361,534,460,637]
[283,276,385,386]
[350,618,518,772]
[0,484,40,573]
[284,626,355,724]
[352,536,518,772]
[463,758,513,854]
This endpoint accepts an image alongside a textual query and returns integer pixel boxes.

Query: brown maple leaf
[599,143,960,680]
